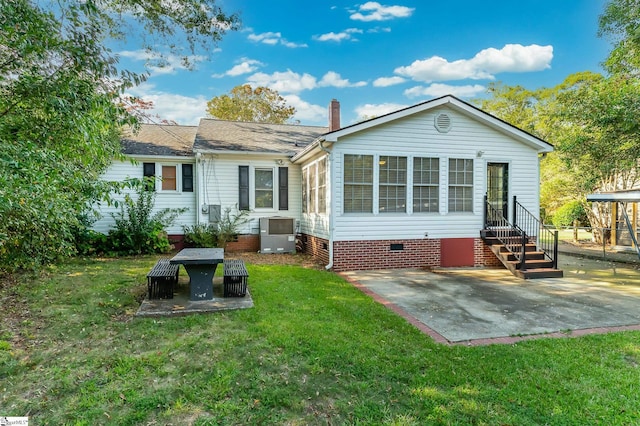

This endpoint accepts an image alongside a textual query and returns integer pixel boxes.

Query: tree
[0,0,238,272]
[598,0,640,76]
[206,84,296,124]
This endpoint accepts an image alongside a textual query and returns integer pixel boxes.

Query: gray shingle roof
[194,119,329,155]
[121,124,197,157]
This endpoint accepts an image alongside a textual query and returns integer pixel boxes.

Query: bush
[107,186,187,255]
[183,223,218,248]
[552,200,588,228]
[183,207,249,249]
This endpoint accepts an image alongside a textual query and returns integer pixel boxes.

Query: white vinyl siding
[329,106,541,241]
[198,155,302,235]
[92,158,197,235]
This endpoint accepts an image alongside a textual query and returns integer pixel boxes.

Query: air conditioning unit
[259,216,295,254]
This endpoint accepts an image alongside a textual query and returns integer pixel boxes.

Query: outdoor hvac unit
[259,216,296,254]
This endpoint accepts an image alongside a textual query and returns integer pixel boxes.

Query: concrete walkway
[341,248,640,345]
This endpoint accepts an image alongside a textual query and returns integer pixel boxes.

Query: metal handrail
[512,196,559,269]
[484,197,527,270]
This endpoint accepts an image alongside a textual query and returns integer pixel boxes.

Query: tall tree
[0,0,238,272]
[206,84,296,124]
[599,0,640,76]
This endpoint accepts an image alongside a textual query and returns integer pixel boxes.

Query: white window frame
[156,163,182,193]
[378,155,407,213]
[413,157,440,213]
[253,167,275,210]
[343,154,374,214]
[448,158,474,213]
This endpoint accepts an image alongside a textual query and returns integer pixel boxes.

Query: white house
[94,95,555,275]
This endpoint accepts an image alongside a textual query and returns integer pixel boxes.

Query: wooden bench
[147,259,179,299]
[223,259,248,297]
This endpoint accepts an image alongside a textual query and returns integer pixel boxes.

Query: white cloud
[213,58,263,78]
[394,44,553,82]
[283,95,327,124]
[126,83,207,125]
[354,102,408,121]
[319,71,367,88]
[373,76,406,87]
[314,28,363,42]
[350,2,415,22]
[404,83,486,98]
[247,31,307,48]
[247,70,318,94]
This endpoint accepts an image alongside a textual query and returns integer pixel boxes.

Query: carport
[587,189,640,258]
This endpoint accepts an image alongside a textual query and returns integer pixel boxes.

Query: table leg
[184,264,218,300]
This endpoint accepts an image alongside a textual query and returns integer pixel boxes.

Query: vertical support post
[553,230,559,269]
[512,195,517,227]
[520,231,526,270]
[483,194,488,228]
[611,201,617,246]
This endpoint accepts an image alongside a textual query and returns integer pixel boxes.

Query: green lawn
[1,256,639,425]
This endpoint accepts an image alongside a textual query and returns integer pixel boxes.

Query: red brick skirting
[325,238,504,272]
[226,234,259,253]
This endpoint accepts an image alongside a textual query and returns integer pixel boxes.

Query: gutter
[318,139,334,270]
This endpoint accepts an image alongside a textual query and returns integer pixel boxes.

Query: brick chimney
[329,99,340,131]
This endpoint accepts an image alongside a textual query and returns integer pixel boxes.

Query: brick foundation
[300,234,330,265]
[225,234,260,253]
[327,237,503,272]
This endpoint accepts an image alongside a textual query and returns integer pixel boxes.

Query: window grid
[255,169,273,208]
[379,156,407,213]
[448,159,474,212]
[161,165,177,191]
[309,163,317,213]
[301,168,307,213]
[413,157,439,212]
[344,154,373,213]
[318,157,327,213]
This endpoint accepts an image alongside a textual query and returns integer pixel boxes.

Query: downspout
[195,152,202,224]
[319,139,334,270]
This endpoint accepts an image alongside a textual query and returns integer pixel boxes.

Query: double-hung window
[448,158,474,212]
[343,154,373,213]
[143,162,193,192]
[317,157,327,213]
[254,168,274,208]
[378,156,407,213]
[413,157,439,212]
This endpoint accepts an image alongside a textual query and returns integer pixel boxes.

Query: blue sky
[118,0,611,127]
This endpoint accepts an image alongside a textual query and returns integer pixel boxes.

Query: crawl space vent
[434,112,452,133]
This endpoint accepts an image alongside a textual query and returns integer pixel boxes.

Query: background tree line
[476,0,640,241]
[1,0,639,273]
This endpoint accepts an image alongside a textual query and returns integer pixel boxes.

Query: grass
[2,255,640,424]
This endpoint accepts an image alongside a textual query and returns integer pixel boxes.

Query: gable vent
[434,113,452,133]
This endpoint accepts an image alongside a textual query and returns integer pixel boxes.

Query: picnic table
[170,248,224,301]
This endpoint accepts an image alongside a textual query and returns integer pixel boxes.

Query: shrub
[183,223,218,248]
[217,207,250,248]
[107,186,187,255]
[552,200,588,228]
[183,207,249,249]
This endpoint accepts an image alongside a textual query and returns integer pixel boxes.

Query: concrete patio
[341,251,640,345]
[136,275,253,317]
